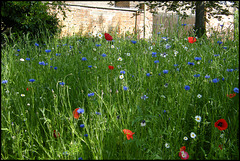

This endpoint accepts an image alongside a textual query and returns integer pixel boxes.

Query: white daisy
[97,33,103,39]
[117,57,123,61]
[21,94,25,97]
[195,115,201,122]
[183,136,188,140]
[126,53,131,56]
[119,75,124,79]
[20,58,25,61]
[111,45,115,48]
[197,94,202,98]
[190,132,196,139]
[165,143,170,148]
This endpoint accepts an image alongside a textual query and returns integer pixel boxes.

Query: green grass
[1,26,239,160]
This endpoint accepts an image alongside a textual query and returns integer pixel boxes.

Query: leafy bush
[1,1,69,44]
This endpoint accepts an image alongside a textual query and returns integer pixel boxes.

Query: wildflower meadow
[1,23,239,160]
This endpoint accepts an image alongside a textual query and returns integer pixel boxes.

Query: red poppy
[188,37,197,43]
[214,119,228,131]
[73,108,82,119]
[104,33,113,41]
[180,146,186,152]
[227,93,236,98]
[27,87,30,91]
[179,150,189,160]
[53,130,60,138]
[219,144,223,150]
[123,129,135,140]
[108,65,114,70]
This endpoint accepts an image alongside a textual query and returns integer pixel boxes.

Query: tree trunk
[195,1,205,38]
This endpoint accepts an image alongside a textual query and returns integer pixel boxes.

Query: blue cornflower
[120,70,126,74]
[141,95,148,100]
[162,37,168,41]
[84,134,88,137]
[154,60,159,63]
[88,93,94,97]
[233,87,239,93]
[184,85,190,90]
[222,78,225,81]
[56,53,61,56]
[88,65,92,68]
[102,53,107,57]
[205,75,210,79]
[214,54,219,57]
[188,62,195,65]
[96,112,101,115]
[29,79,35,82]
[194,74,200,77]
[194,57,202,61]
[223,47,227,49]
[212,78,219,83]
[174,64,178,66]
[17,49,20,52]
[82,57,87,61]
[217,41,223,45]
[69,45,73,49]
[39,61,45,65]
[15,54,19,56]
[45,49,51,53]
[176,68,179,71]
[131,40,137,44]
[123,86,128,91]
[59,82,65,85]
[26,58,30,61]
[164,83,168,87]
[78,157,83,160]
[227,69,233,72]
[163,70,168,74]
[96,44,101,47]
[35,43,39,47]
[77,108,84,114]
[163,110,167,113]
[146,73,151,76]
[63,44,67,46]
[181,24,187,26]
[80,124,84,128]
[63,152,68,155]
[1,80,8,84]
[165,44,171,49]
[54,67,57,70]
[152,52,157,57]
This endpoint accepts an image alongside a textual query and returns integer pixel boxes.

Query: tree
[1,1,70,43]
[109,1,239,38]
[142,1,239,38]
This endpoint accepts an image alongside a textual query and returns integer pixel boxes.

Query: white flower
[21,94,25,97]
[88,32,92,36]
[183,136,188,140]
[111,45,115,48]
[97,33,103,38]
[119,75,124,79]
[148,46,153,50]
[220,133,224,138]
[126,53,131,56]
[117,65,121,69]
[117,57,123,61]
[197,94,202,98]
[141,120,146,126]
[190,132,196,139]
[27,103,30,106]
[93,48,96,51]
[165,143,170,148]
[195,115,201,122]
[197,61,200,64]
[20,58,25,61]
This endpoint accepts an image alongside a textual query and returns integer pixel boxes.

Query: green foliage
[1,1,70,44]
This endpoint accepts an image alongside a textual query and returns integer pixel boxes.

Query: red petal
[104,33,113,41]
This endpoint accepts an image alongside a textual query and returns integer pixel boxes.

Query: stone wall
[51,1,153,39]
